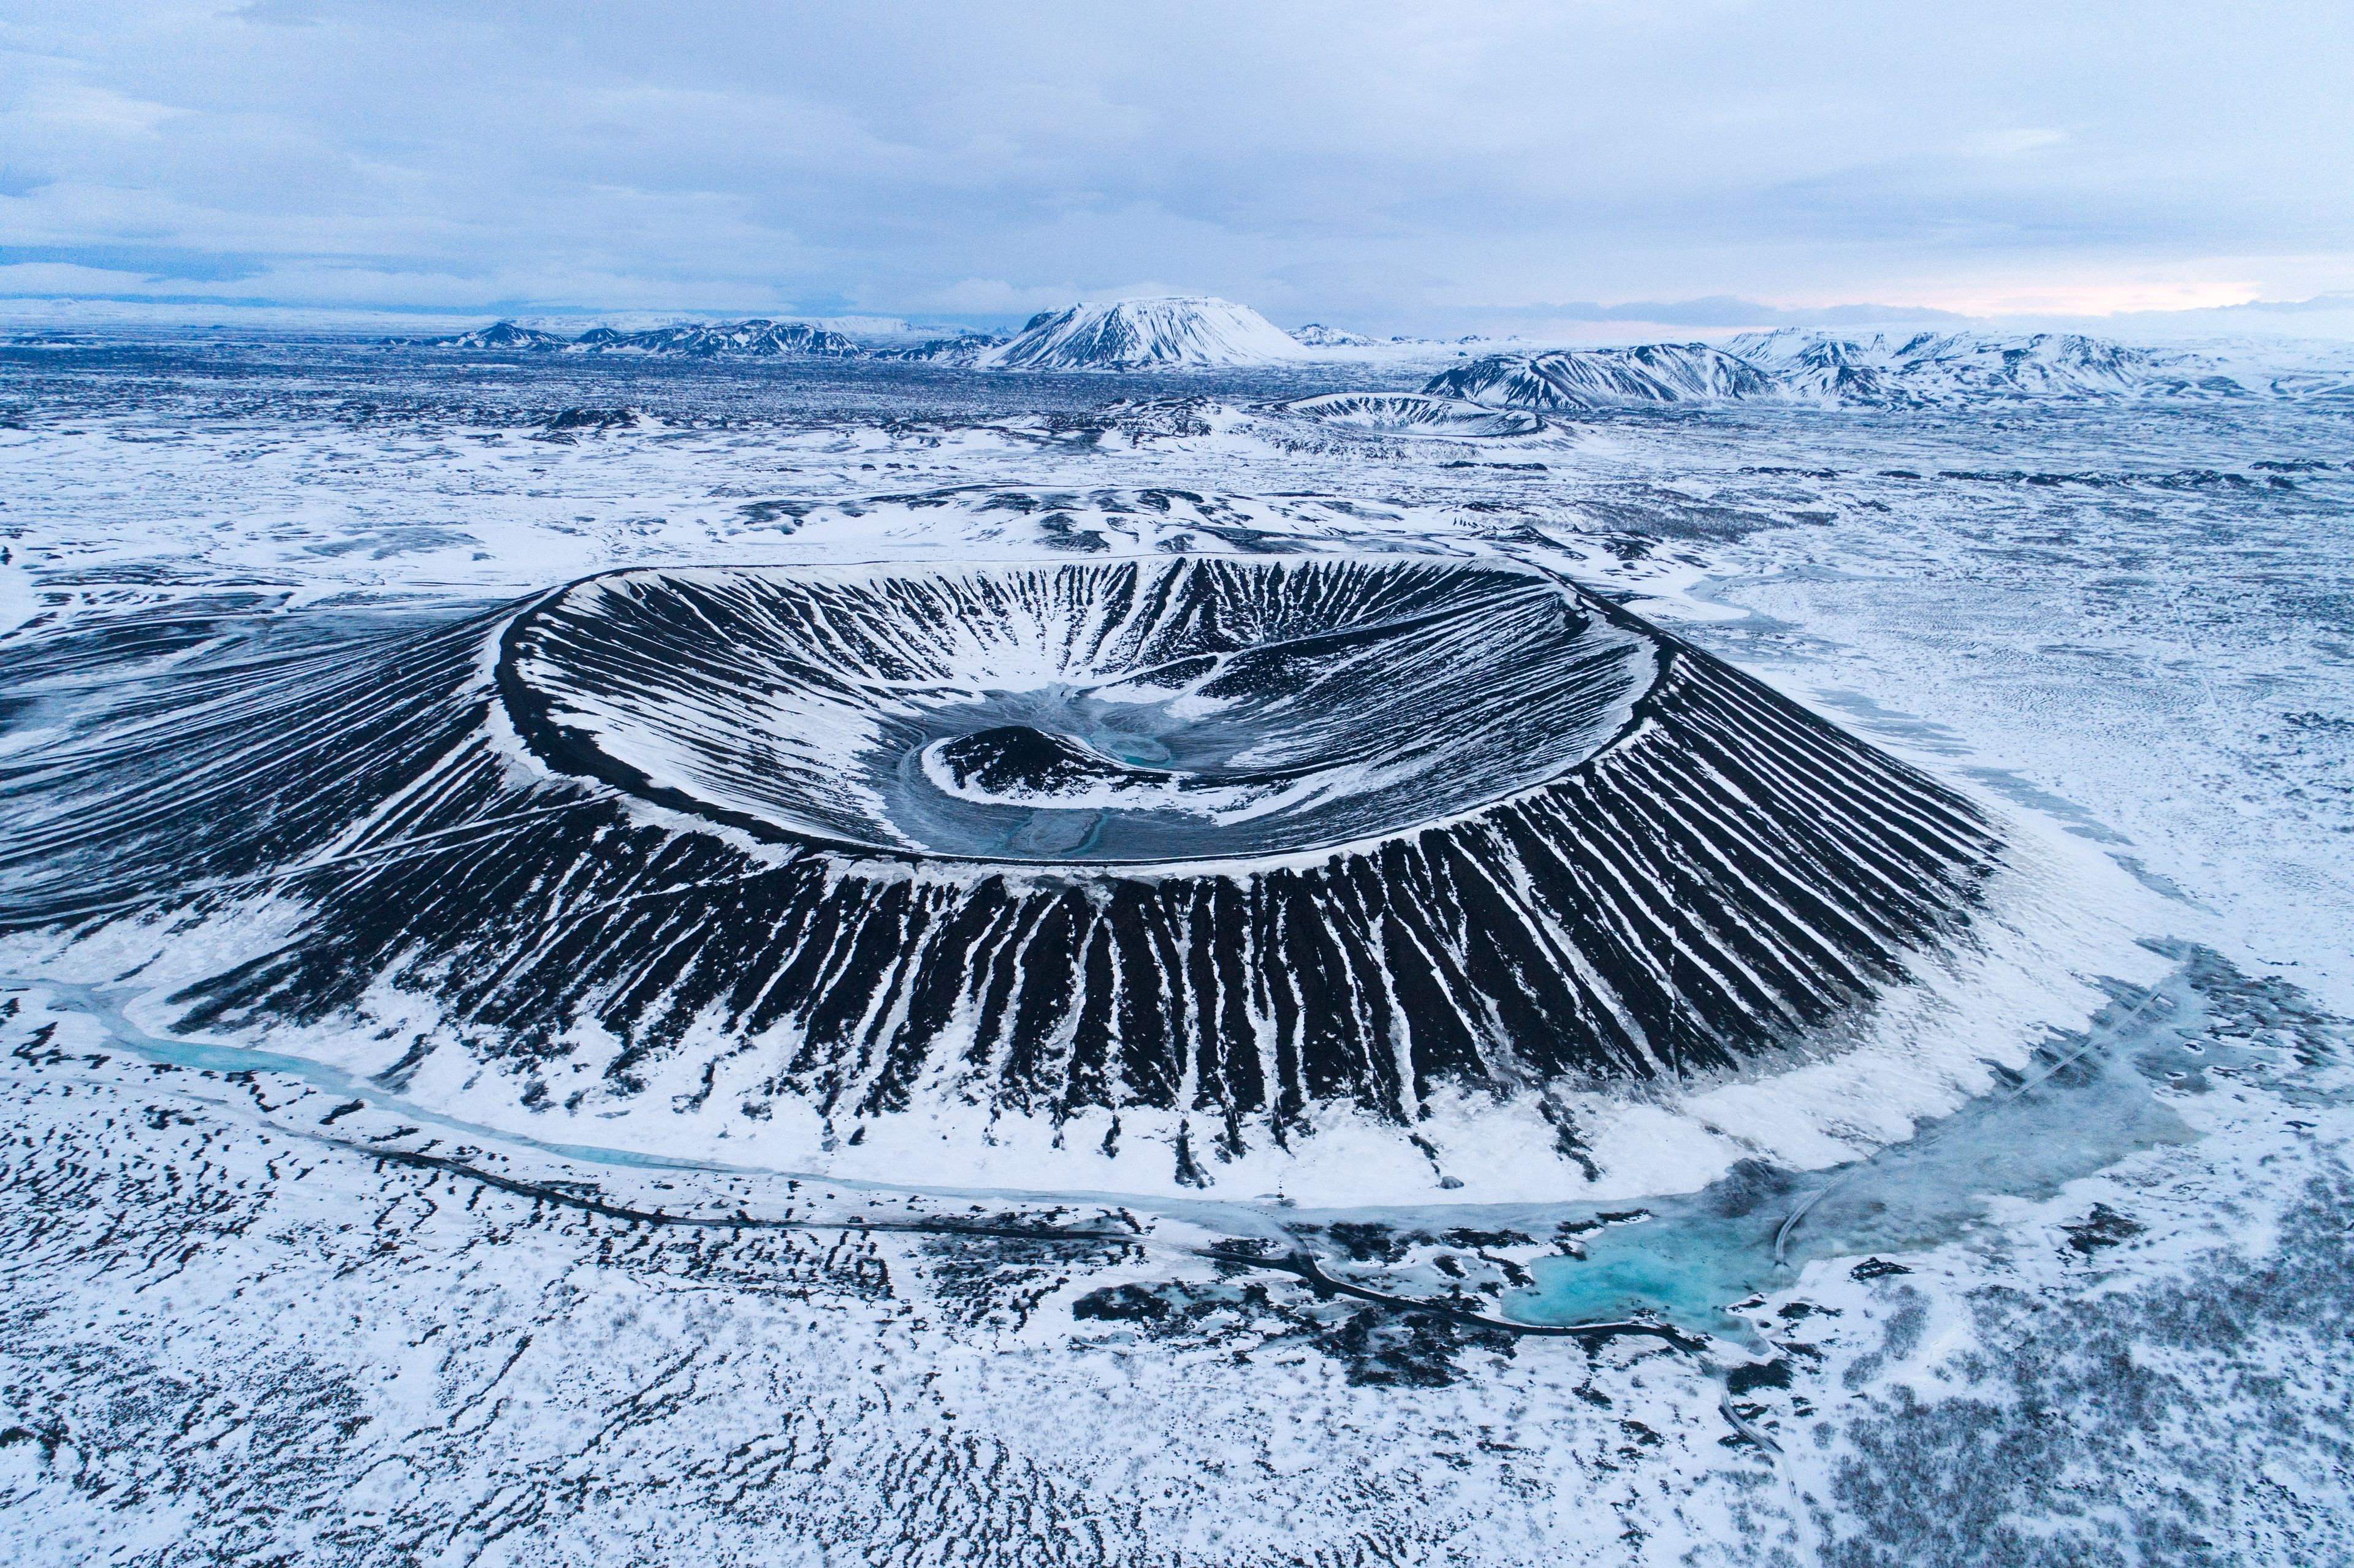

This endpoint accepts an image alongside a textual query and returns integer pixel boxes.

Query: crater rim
[493,554,1672,872]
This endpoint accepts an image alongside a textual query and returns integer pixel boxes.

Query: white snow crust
[2,333,2352,1566]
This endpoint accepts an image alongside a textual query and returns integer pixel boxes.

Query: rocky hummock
[875,333,1007,367]
[983,297,1308,370]
[926,725,1141,799]
[537,406,640,437]
[2,557,2001,1197]
[1290,324,1379,348]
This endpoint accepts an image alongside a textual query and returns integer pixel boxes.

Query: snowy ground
[2,340,2350,1564]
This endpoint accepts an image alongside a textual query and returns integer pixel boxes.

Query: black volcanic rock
[537,406,639,438]
[929,727,1139,796]
[1284,392,1545,438]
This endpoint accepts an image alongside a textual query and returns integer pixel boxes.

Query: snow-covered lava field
[2,330,2352,1566]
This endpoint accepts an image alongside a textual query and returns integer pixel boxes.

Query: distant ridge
[1433,330,2264,412]
[1426,343,1773,409]
[567,319,860,357]
[416,315,2278,404]
[427,318,860,357]
[874,332,1006,367]
[983,297,1307,370]
[1723,328,2249,404]
[432,321,569,352]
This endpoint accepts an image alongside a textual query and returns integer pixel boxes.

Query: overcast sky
[2,1,2348,334]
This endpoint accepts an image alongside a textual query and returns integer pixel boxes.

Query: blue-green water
[11,953,2312,1340]
[1509,963,2300,1331]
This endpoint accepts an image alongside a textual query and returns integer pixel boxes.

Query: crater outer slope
[481,557,2001,1142]
[3,557,2004,1185]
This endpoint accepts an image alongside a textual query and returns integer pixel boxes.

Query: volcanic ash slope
[0,555,2139,1203]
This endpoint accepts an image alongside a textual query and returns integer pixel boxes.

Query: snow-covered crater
[500,558,1650,862]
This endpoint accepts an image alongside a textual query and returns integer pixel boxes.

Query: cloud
[925,277,1082,314]
[1973,127,2068,159]
[1510,297,1972,329]
[0,1,2347,330]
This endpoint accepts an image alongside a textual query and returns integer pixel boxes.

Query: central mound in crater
[499,558,1653,863]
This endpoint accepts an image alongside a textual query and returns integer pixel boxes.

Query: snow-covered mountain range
[983,297,1308,370]
[1724,329,2248,405]
[568,319,860,357]
[1433,330,2277,412]
[425,301,1313,370]
[417,311,2344,406]
[425,318,859,357]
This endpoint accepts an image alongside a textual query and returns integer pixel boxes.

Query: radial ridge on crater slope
[2,556,2017,1201]
[498,559,1653,862]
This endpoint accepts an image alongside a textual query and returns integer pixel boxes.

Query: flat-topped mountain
[983,297,1308,370]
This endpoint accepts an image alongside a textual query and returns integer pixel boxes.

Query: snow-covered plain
[2,333,2351,1564]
